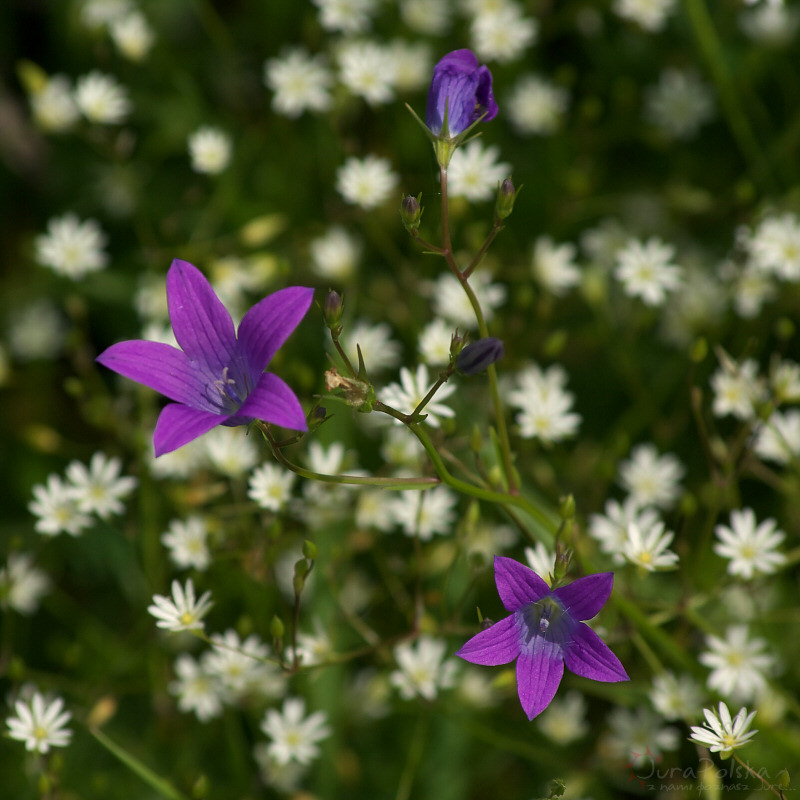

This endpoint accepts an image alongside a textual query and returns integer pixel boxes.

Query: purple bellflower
[425,49,498,138]
[96,259,313,456]
[457,556,629,720]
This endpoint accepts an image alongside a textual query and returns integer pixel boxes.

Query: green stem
[438,168,517,494]
[463,221,503,279]
[683,0,777,193]
[90,728,190,800]
[732,754,785,799]
[258,423,440,490]
[408,424,556,539]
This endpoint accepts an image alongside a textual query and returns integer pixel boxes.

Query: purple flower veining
[457,556,629,719]
[96,259,313,456]
[425,49,498,137]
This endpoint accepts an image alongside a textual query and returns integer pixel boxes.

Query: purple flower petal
[516,639,564,720]
[96,340,216,409]
[552,573,615,622]
[238,286,314,374]
[455,615,520,666]
[236,372,307,430]
[494,556,550,612]
[166,259,237,374]
[563,623,629,683]
[153,403,226,456]
[425,49,497,136]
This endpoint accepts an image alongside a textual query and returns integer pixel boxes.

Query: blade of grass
[90,727,190,800]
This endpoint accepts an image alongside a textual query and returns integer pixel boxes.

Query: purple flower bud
[425,49,498,137]
[456,337,504,375]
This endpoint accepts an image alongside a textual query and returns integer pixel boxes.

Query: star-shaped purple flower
[96,259,313,456]
[456,556,629,720]
[425,49,498,137]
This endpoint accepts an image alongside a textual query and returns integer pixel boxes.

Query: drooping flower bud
[426,50,498,137]
[422,49,499,168]
[456,337,504,375]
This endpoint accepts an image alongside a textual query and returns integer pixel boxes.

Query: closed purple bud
[323,290,343,330]
[456,337,504,375]
[400,193,423,233]
[425,49,498,137]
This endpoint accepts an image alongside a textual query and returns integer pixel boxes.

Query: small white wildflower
[30,75,80,133]
[507,363,581,444]
[0,553,51,615]
[337,40,396,105]
[295,623,334,667]
[6,691,72,754]
[161,517,211,571]
[355,489,396,532]
[645,69,715,140]
[336,154,399,210]
[65,452,137,518]
[614,237,682,306]
[470,5,538,64]
[248,463,295,511]
[388,40,433,93]
[588,497,662,563]
[754,409,800,464]
[389,636,459,700]
[309,226,361,282]
[74,71,132,124]
[689,702,758,755]
[713,508,785,579]
[34,213,109,279]
[346,320,402,372]
[506,74,568,136]
[380,364,456,428]
[205,629,274,698]
[389,487,458,540]
[770,358,800,403]
[605,706,680,765]
[524,542,556,585]
[581,218,631,270]
[203,426,259,477]
[168,654,224,722]
[400,0,452,35]
[710,357,764,420]
[8,301,67,362]
[650,671,704,721]
[537,691,589,744]
[109,10,155,61]
[187,126,232,175]
[264,49,333,118]
[80,0,133,29]
[747,212,800,281]
[699,625,776,703]
[418,319,455,365]
[147,579,213,632]
[532,236,581,296]
[312,0,378,34]
[428,271,507,328]
[740,1,800,45]
[260,697,331,765]
[618,443,684,510]
[29,474,92,537]
[623,522,679,571]
[613,0,677,31]
[447,141,511,202]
